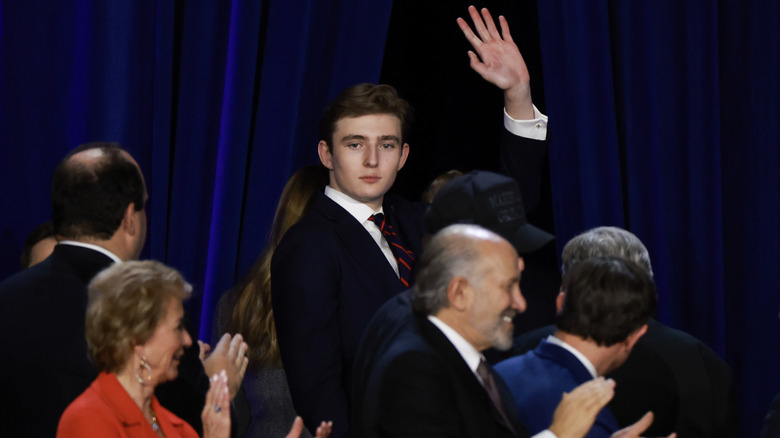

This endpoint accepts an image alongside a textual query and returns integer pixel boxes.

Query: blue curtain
[537,1,780,435]
[0,0,393,340]
[3,0,779,435]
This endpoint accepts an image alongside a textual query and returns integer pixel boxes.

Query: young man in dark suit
[271,83,426,438]
[272,6,555,436]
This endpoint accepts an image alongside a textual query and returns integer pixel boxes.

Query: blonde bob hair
[85,260,192,373]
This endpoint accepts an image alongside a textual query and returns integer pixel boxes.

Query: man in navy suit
[511,227,737,437]
[495,256,657,437]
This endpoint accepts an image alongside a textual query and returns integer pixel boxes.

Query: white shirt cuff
[533,430,557,438]
[503,104,548,141]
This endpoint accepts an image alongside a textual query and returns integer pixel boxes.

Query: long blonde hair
[228,165,328,368]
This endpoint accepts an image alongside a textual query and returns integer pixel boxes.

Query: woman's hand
[201,370,231,438]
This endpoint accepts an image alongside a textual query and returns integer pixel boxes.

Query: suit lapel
[316,194,403,293]
[535,340,595,383]
[416,315,522,436]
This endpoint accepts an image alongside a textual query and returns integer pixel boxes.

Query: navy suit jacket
[354,311,526,438]
[512,320,737,437]
[0,244,112,437]
[495,339,619,437]
[271,191,425,436]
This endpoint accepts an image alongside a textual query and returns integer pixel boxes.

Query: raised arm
[457,5,534,120]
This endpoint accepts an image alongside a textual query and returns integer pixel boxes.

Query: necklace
[149,406,160,432]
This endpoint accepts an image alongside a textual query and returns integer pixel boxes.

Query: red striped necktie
[369,213,415,287]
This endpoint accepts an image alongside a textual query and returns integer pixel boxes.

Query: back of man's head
[557,256,657,346]
[412,224,500,316]
[561,226,652,276]
[51,142,145,240]
[318,83,412,149]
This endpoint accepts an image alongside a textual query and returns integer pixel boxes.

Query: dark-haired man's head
[317,84,412,211]
[556,256,657,374]
[51,142,148,260]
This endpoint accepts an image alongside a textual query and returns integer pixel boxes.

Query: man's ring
[215,405,222,413]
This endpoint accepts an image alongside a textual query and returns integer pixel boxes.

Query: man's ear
[625,324,648,351]
[396,143,410,171]
[318,141,334,170]
[446,277,472,312]
[555,289,566,313]
[121,203,139,236]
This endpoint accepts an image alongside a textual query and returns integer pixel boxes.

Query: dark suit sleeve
[375,351,461,438]
[762,393,780,438]
[272,230,350,437]
[701,344,738,438]
[499,127,549,215]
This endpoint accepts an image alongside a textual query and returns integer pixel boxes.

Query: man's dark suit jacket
[761,392,780,437]
[0,244,111,437]
[271,191,426,437]
[0,244,216,437]
[512,319,738,437]
[353,308,527,438]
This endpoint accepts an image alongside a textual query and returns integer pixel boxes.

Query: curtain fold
[0,0,393,340]
[537,1,777,435]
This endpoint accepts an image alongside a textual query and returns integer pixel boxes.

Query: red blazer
[57,372,198,438]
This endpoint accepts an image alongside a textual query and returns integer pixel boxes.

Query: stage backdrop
[535,1,780,436]
[1,1,778,435]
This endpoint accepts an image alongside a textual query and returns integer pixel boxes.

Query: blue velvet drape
[0,0,393,341]
[537,1,780,435]
[2,1,779,435]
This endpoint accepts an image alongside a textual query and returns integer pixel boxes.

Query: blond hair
[86,260,191,372]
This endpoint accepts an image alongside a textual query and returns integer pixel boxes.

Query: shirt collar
[58,241,123,264]
[324,185,384,223]
[428,315,483,374]
[546,335,599,379]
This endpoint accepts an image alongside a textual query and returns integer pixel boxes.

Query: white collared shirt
[504,104,548,141]
[324,186,399,277]
[427,315,557,438]
[57,241,122,264]
[546,335,599,379]
[427,315,484,380]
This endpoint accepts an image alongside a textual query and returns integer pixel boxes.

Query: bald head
[413,224,526,351]
[413,225,508,315]
[52,142,147,242]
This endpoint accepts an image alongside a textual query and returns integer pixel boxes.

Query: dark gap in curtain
[234,0,271,282]
[165,0,186,264]
[605,4,632,231]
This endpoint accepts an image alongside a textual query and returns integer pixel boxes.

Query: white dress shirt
[324,186,400,277]
[504,104,549,141]
[427,315,557,438]
[57,240,122,263]
[545,335,599,379]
